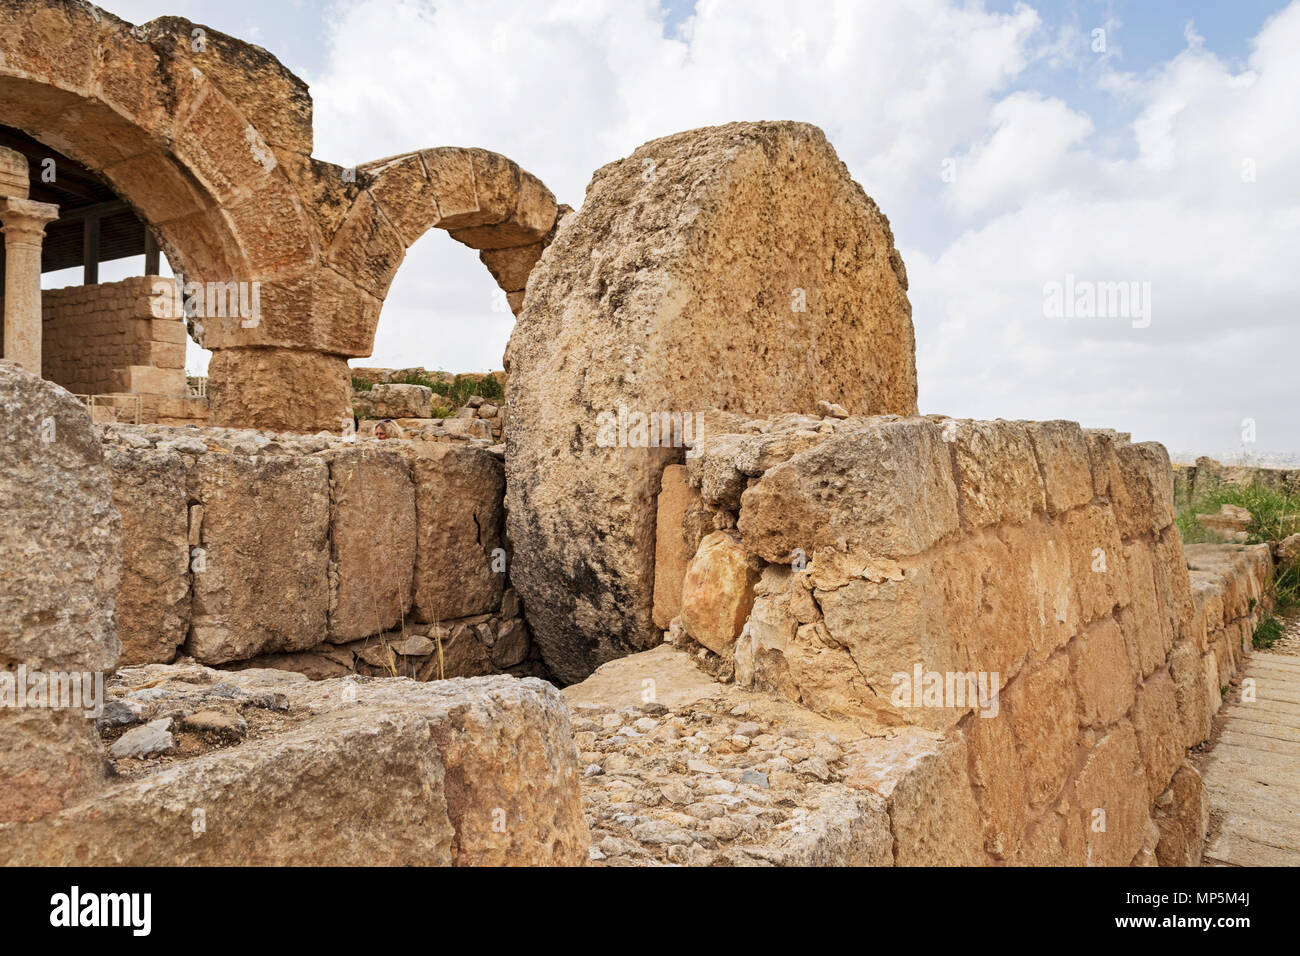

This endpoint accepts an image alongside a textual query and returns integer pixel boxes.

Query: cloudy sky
[88,0,1300,462]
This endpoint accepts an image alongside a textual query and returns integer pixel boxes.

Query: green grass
[1175,475,1300,613]
[353,370,504,416]
[425,372,503,409]
[1174,480,1300,544]
[351,376,373,392]
[1254,615,1285,650]
[1276,558,1300,614]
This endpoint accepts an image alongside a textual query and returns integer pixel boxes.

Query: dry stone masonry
[0,363,585,864]
[0,0,563,431]
[637,411,1276,864]
[98,422,542,680]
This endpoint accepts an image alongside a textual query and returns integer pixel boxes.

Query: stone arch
[2,0,562,431]
[340,147,562,329]
[0,1,316,292]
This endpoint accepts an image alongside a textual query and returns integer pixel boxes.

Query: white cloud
[947,92,1094,216]
[916,2,1300,458]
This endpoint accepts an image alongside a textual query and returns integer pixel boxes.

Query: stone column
[0,197,59,376]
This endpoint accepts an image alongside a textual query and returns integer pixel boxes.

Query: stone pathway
[1201,614,1300,866]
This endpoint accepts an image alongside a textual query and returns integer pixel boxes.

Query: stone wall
[1175,456,1300,502]
[652,412,1274,864]
[2,277,208,425]
[101,423,544,680]
[0,364,585,864]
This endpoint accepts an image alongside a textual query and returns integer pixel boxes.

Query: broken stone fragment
[110,718,176,759]
[182,709,249,742]
[680,531,760,657]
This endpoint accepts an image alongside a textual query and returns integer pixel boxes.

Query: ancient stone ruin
[1,0,1294,870]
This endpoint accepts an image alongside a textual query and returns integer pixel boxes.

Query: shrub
[1254,615,1285,649]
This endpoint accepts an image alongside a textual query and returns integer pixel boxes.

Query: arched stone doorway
[0,124,209,425]
[0,0,560,431]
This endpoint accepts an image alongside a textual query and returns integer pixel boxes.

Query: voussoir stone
[505,121,918,683]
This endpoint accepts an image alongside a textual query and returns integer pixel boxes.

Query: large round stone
[505,121,917,683]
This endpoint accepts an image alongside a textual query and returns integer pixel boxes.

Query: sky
[78,0,1300,462]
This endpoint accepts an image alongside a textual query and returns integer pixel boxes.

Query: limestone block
[451,163,557,249]
[0,364,120,823]
[480,242,544,292]
[738,418,959,566]
[1082,428,1124,499]
[418,147,481,225]
[0,145,28,198]
[105,447,190,665]
[965,706,1029,859]
[928,533,1033,684]
[1169,638,1211,748]
[1151,529,1195,651]
[742,567,887,721]
[1154,762,1208,866]
[1131,668,1183,799]
[1002,522,1079,664]
[1061,503,1130,624]
[1190,569,1226,634]
[365,152,442,246]
[0,364,120,672]
[142,15,314,156]
[326,190,408,299]
[1011,809,1087,866]
[368,383,433,419]
[1005,654,1078,808]
[1069,617,1136,728]
[326,446,416,641]
[0,710,455,865]
[1073,723,1151,866]
[189,453,330,663]
[1118,541,1173,678]
[885,734,986,866]
[207,346,351,433]
[411,445,505,623]
[1113,441,1176,539]
[942,418,1045,530]
[679,531,759,657]
[492,618,530,669]
[652,464,699,629]
[506,121,917,683]
[1022,420,1094,516]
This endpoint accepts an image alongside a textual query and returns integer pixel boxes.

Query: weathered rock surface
[652,465,697,629]
[679,531,759,657]
[0,663,588,865]
[325,446,416,641]
[506,121,917,683]
[411,444,505,623]
[188,454,330,664]
[0,364,119,823]
[367,383,433,419]
[105,447,189,665]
